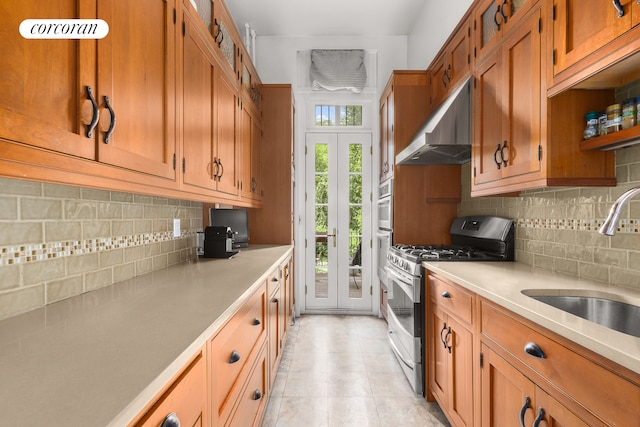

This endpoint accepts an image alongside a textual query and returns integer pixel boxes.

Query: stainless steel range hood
[396,77,471,165]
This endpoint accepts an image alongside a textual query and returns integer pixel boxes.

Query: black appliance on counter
[385,215,514,395]
[203,226,239,258]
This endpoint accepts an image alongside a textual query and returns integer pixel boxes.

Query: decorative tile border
[515,218,640,234]
[0,230,197,266]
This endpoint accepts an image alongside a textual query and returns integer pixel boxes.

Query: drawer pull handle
[160,412,180,427]
[613,0,624,18]
[252,317,261,326]
[229,350,241,364]
[252,389,263,401]
[524,342,546,359]
[441,291,451,298]
[533,407,545,427]
[440,323,448,349]
[519,396,531,427]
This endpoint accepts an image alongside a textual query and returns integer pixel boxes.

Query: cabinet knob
[272,297,280,303]
[252,389,263,400]
[524,342,546,359]
[252,317,261,326]
[160,412,180,427]
[229,350,241,364]
[441,291,451,298]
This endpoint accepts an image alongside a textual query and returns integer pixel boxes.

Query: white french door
[304,132,372,312]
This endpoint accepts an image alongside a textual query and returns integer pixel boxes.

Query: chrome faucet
[598,186,640,236]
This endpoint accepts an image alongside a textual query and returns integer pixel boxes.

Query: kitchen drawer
[132,349,206,427]
[480,300,640,426]
[267,268,280,297]
[210,281,267,422]
[427,272,473,325]
[227,343,269,427]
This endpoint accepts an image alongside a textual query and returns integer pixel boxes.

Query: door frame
[294,89,379,316]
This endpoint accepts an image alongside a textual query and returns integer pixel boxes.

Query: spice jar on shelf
[583,111,599,139]
[622,98,636,129]
[606,103,622,134]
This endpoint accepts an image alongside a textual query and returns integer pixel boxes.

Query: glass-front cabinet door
[474,0,535,63]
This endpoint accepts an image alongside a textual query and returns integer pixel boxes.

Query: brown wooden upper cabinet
[95,0,177,180]
[430,17,472,109]
[0,0,177,181]
[212,0,241,83]
[551,0,640,78]
[181,2,239,198]
[472,7,542,192]
[0,1,97,161]
[473,0,536,62]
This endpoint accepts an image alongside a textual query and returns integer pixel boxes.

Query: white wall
[253,35,408,94]
[407,0,474,69]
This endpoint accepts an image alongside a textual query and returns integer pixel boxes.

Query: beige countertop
[0,244,293,427]
[423,261,640,375]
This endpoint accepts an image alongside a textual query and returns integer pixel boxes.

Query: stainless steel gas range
[385,215,515,395]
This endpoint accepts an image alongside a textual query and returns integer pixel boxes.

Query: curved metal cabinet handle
[229,349,241,364]
[500,0,508,23]
[103,96,116,144]
[84,86,99,138]
[217,158,224,180]
[440,323,448,349]
[500,140,508,167]
[532,407,545,427]
[494,5,502,30]
[160,412,180,427]
[519,396,531,427]
[252,389,263,401]
[494,143,503,169]
[445,327,452,353]
[524,342,546,359]
[613,0,624,17]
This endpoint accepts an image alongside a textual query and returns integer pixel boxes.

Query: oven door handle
[388,333,415,371]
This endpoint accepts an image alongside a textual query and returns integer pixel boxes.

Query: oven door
[376,228,392,283]
[377,178,393,231]
[385,265,423,394]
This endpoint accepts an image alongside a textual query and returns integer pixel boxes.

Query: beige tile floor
[261,314,451,427]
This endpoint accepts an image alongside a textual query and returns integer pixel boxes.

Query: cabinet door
[499,8,541,180]
[552,0,632,75]
[379,88,394,180]
[212,0,238,80]
[268,284,282,387]
[448,19,472,90]
[215,70,239,196]
[239,100,253,199]
[181,8,215,191]
[430,52,449,109]
[428,303,449,407]
[250,117,262,200]
[474,0,502,61]
[447,316,473,427]
[472,48,504,187]
[96,0,176,179]
[480,344,536,427]
[0,1,97,160]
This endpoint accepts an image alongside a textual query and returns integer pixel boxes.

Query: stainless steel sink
[522,291,640,338]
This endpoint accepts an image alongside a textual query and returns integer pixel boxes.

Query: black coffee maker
[203,226,239,258]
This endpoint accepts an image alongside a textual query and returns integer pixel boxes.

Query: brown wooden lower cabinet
[130,349,207,427]
[427,273,474,427]
[425,271,640,427]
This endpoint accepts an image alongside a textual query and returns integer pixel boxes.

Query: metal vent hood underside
[396,77,472,165]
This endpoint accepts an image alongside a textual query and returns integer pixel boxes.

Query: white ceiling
[224,0,428,37]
